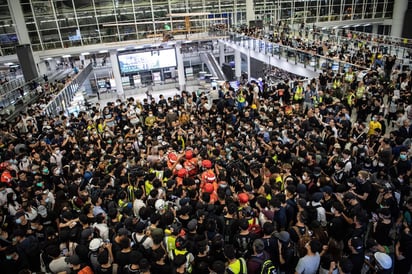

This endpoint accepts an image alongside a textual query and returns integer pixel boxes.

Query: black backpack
[306,203,321,225]
[250,255,278,274]
[223,217,235,244]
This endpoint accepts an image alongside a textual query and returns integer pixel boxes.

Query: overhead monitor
[118,48,177,74]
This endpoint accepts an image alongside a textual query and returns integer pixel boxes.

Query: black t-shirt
[349,252,364,274]
[151,261,173,274]
[327,215,347,241]
[115,250,133,274]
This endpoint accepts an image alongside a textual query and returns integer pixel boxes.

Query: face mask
[55,150,60,154]
[331,207,335,214]
[107,140,112,144]
[302,175,308,181]
[31,226,37,230]
[6,255,12,260]
[15,218,22,224]
[43,168,49,174]
[54,169,61,176]
[36,182,43,187]
[45,198,50,203]
[372,117,376,121]
[138,136,143,141]
[400,154,407,161]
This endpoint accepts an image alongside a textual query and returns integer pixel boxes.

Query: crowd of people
[1,30,412,274]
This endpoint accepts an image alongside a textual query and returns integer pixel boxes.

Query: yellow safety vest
[294,86,303,100]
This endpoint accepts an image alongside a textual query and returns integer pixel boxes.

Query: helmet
[202,160,212,169]
[168,153,177,163]
[185,150,193,160]
[205,170,216,181]
[155,199,165,211]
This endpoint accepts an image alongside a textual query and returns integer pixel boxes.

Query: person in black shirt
[348,236,364,274]
[151,247,172,274]
[327,201,347,243]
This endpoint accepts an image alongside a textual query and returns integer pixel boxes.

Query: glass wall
[0,0,397,56]
[0,0,18,55]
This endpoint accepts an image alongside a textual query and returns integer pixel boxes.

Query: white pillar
[32,53,48,77]
[219,43,225,66]
[8,0,30,45]
[109,50,124,95]
[391,0,408,38]
[247,50,251,81]
[175,44,186,91]
[235,49,242,80]
[372,24,379,34]
[246,0,255,26]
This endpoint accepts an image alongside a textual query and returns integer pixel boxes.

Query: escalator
[199,52,227,81]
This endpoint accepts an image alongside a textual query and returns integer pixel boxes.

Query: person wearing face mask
[144,111,156,128]
[395,148,411,176]
[13,227,41,272]
[49,146,64,168]
[3,245,30,274]
[368,115,382,136]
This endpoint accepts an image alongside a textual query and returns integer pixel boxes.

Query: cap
[238,192,249,204]
[187,219,197,231]
[311,192,323,203]
[151,228,164,239]
[374,252,392,270]
[333,143,341,149]
[135,222,147,233]
[81,228,94,239]
[253,239,265,253]
[118,227,131,236]
[67,254,81,265]
[204,183,214,193]
[275,231,290,243]
[202,160,212,169]
[89,238,103,251]
[320,185,333,195]
[296,184,307,194]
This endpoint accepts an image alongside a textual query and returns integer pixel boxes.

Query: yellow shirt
[368,120,382,135]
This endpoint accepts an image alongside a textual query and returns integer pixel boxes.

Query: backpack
[248,217,262,237]
[292,225,311,257]
[235,233,252,258]
[251,256,278,274]
[306,203,321,225]
[223,216,235,244]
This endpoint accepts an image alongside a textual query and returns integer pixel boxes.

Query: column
[219,43,225,66]
[175,44,186,91]
[235,49,241,80]
[391,0,408,38]
[33,53,47,77]
[109,50,124,96]
[246,0,255,26]
[8,0,30,45]
[247,50,251,81]
[372,24,378,35]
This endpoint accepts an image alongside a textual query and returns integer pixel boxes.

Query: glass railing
[0,77,26,96]
[42,62,92,117]
[225,33,371,75]
[287,26,412,59]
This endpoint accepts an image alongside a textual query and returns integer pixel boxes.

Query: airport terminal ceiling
[0,0,396,56]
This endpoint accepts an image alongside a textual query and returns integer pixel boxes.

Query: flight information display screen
[118,48,176,74]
